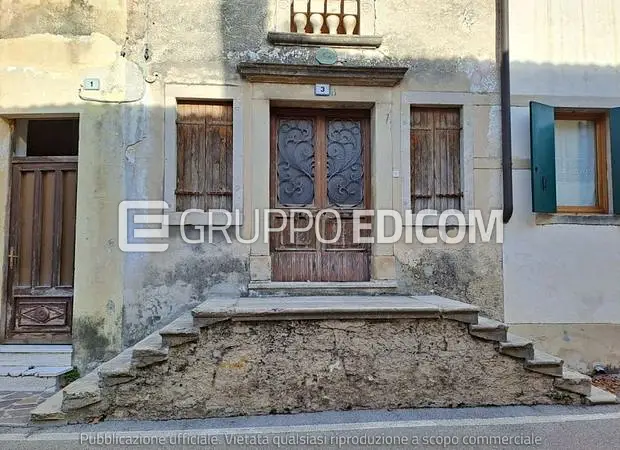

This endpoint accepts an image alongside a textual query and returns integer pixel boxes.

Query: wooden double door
[4,157,77,343]
[270,108,371,282]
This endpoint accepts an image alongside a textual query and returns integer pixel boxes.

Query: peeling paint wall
[0,0,502,370]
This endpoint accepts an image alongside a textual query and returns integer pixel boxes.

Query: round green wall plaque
[316,48,338,65]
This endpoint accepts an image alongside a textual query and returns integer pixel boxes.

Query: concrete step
[469,317,508,341]
[586,386,618,405]
[98,349,135,387]
[30,389,66,423]
[62,372,101,411]
[132,332,169,368]
[499,334,535,360]
[248,281,399,297]
[524,350,563,377]
[554,369,592,396]
[0,345,72,367]
[0,365,73,391]
[160,313,200,347]
[192,295,479,323]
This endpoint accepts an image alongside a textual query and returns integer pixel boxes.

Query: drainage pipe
[498,0,513,223]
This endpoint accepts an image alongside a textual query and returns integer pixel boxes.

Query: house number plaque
[314,83,331,96]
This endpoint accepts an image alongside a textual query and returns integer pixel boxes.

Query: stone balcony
[292,0,360,35]
[270,0,381,48]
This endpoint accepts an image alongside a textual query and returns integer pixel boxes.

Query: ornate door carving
[4,157,77,343]
[270,109,370,282]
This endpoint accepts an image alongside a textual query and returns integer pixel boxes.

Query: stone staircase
[31,296,617,424]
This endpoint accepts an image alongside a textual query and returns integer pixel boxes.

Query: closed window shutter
[410,108,462,212]
[176,101,233,211]
[610,107,620,214]
[530,101,557,213]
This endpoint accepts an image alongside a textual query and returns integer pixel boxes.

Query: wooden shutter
[610,107,620,214]
[410,108,462,212]
[176,101,233,211]
[529,101,557,213]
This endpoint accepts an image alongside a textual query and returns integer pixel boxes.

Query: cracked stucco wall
[0,0,502,370]
[101,319,577,420]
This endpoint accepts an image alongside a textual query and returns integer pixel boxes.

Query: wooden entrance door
[4,157,78,343]
[270,108,371,282]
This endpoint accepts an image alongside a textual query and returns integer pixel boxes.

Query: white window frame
[274,0,376,35]
[164,84,244,226]
[401,92,476,226]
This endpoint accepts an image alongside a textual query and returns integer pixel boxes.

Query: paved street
[0,391,52,427]
[1,404,619,449]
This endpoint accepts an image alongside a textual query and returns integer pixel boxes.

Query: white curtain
[554,120,597,207]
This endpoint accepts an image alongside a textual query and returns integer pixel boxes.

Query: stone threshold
[248,280,399,296]
[0,345,72,353]
[192,295,480,324]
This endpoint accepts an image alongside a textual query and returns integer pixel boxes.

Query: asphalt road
[1,404,619,449]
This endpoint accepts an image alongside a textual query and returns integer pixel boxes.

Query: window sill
[267,31,383,48]
[404,213,468,227]
[535,213,620,226]
[168,211,242,227]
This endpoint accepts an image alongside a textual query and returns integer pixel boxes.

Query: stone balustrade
[292,0,360,35]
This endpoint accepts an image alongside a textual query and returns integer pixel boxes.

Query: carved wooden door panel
[4,157,77,343]
[270,109,370,282]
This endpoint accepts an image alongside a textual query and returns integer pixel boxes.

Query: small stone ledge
[159,314,200,347]
[62,372,101,411]
[555,369,592,396]
[587,386,618,405]
[98,350,136,386]
[536,214,620,226]
[499,334,535,360]
[469,317,508,341]
[525,350,564,377]
[192,295,479,323]
[238,62,408,87]
[30,390,66,423]
[133,332,169,368]
[267,31,383,48]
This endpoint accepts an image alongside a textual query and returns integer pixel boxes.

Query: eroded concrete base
[103,319,576,420]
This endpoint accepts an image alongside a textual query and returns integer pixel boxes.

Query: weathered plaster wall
[396,242,503,321]
[505,0,620,368]
[103,319,576,420]
[0,0,126,42]
[1,0,503,369]
[0,27,134,370]
[510,323,620,373]
[127,0,503,316]
[122,231,250,347]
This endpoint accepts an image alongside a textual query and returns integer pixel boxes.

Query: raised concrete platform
[192,295,480,324]
[30,295,617,424]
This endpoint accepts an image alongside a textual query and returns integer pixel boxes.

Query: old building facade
[0,0,616,381]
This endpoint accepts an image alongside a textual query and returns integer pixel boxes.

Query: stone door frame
[246,82,399,283]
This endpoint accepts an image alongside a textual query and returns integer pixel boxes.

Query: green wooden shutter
[530,101,557,213]
[610,108,620,214]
